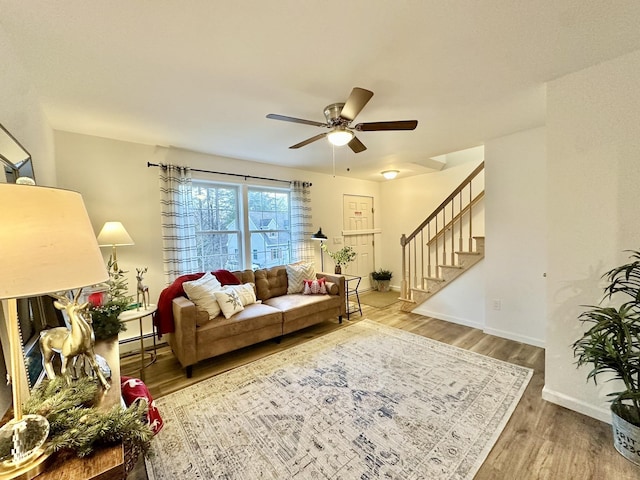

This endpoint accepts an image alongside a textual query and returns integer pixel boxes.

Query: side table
[118,304,158,380]
[343,274,362,319]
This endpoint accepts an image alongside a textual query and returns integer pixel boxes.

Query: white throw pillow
[224,283,257,306]
[286,262,316,294]
[182,272,222,319]
[213,289,245,319]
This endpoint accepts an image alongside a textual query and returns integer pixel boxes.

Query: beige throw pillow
[213,289,245,319]
[182,272,222,319]
[286,262,316,294]
[224,283,257,306]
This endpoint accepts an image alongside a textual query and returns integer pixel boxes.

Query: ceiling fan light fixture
[381,170,399,180]
[327,127,354,147]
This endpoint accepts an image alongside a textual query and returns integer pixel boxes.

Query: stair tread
[456,251,482,256]
[423,276,446,282]
[440,264,464,270]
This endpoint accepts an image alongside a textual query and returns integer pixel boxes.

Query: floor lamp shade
[96,221,134,247]
[0,184,109,298]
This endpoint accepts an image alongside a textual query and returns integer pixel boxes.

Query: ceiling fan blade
[348,136,367,153]
[340,87,374,122]
[355,120,418,131]
[290,132,328,149]
[266,113,327,128]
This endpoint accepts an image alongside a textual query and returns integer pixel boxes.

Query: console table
[36,338,126,480]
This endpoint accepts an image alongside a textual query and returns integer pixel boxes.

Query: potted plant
[572,249,640,466]
[321,244,356,274]
[371,269,393,292]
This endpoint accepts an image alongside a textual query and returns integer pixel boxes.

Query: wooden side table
[118,304,158,381]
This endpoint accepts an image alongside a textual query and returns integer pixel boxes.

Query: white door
[343,195,374,291]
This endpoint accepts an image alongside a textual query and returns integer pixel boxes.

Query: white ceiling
[2,1,640,181]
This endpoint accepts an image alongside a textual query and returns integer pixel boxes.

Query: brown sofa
[168,265,346,377]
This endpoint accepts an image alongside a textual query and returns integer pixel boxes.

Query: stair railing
[400,161,484,301]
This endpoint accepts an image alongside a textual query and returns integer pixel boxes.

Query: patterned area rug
[146,320,532,479]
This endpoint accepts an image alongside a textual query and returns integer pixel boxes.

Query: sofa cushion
[182,272,222,320]
[264,293,342,322]
[196,303,283,341]
[286,262,316,294]
[255,266,289,300]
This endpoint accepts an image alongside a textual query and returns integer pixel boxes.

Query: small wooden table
[36,339,125,480]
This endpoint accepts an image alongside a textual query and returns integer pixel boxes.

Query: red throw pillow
[213,269,241,285]
[303,277,327,295]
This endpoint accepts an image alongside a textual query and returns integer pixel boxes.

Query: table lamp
[0,184,108,477]
[311,227,328,271]
[96,221,135,272]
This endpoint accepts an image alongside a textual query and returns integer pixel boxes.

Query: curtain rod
[147,162,311,186]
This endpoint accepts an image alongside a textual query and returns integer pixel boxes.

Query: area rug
[146,320,532,480]
[359,290,401,308]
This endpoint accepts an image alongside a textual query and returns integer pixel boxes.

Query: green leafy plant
[89,257,132,340]
[321,244,357,266]
[573,250,640,427]
[371,269,393,281]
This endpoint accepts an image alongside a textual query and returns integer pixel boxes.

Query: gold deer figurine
[39,290,110,390]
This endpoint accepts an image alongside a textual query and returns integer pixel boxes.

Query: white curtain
[158,164,199,285]
[290,180,314,263]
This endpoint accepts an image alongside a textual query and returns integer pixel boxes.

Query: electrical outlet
[492,299,502,311]
[333,237,342,244]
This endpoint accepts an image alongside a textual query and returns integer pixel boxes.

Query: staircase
[400,162,485,311]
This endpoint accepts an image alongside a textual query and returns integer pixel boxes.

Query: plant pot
[612,406,640,466]
[334,265,341,274]
[377,280,390,292]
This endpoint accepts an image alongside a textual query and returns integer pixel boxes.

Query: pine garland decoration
[22,377,152,458]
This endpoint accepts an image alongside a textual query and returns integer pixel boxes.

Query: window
[192,182,291,271]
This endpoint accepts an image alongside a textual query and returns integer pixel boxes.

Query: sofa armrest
[317,273,347,317]
[170,296,198,368]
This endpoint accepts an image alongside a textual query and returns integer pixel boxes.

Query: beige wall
[544,49,640,422]
[54,132,380,343]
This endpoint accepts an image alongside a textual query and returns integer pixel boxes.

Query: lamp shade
[97,221,135,247]
[0,184,109,299]
[311,227,328,240]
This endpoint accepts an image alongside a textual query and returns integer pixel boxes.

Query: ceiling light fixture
[381,170,399,180]
[327,127,354,147]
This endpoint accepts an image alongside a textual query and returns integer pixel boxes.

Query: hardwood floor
[121,301,640,479]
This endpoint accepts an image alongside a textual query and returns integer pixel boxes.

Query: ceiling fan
[266,87,418,153]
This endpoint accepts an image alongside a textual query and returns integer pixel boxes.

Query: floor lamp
[0,184,108,478]
[311,227,328,271]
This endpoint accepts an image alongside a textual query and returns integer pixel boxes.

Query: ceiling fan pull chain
[332,144,336,177]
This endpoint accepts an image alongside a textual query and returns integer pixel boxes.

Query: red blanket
[121,376,163,435]
[153,270,240,337]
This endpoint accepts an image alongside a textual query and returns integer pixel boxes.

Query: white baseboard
[413,309,484,330]
[541,385,611,424]
[483,326,546,349]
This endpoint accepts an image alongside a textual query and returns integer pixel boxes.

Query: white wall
[543,49,640,423]
[0,25,55,413]
[483,127,547,347]
[54,132,380,343]
[0,27,55,185]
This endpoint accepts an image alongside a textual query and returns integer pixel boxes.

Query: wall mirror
[0,123,35,183]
